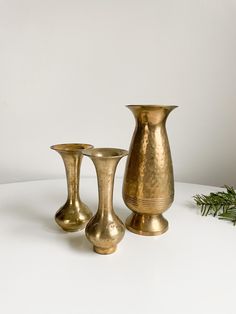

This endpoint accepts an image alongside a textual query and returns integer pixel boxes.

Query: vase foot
[60,227,80,233]
[93,246,117,255]
[55,218,90,232]
[126,213,168,236]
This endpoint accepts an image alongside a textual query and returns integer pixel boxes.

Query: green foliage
[193,185,236,225]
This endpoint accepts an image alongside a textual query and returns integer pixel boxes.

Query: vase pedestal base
[93,245,117,255]
[126,213,168,236]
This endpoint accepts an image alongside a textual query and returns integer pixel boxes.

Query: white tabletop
[0,178,235,314]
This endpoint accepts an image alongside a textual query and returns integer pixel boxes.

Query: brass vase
[51,143,93,232]
[123,105,177,236]
[82,148,128,254]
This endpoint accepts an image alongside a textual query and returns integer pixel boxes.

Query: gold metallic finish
[51,143,93,232]
[123,105,177,236]
[82,148,128,254]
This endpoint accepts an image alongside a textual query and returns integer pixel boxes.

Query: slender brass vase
[82,148,128,254]
[51,143,93,232]
[123,105,177,236]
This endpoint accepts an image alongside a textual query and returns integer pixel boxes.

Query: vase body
[123,105,177,236]
[51,143,93,232]
[82,148,128,254]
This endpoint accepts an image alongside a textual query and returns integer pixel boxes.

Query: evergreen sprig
[193,185,236,225]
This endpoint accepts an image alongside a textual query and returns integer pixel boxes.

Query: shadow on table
[1,202,94,255]
[67,233,93,254]
[185,200,202,215]
[1,194,129,256]
[1,201,59,231]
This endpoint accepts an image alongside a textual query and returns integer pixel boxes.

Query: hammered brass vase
[51,143,93,232]
[82,148,128,255]
[123,105,177,236]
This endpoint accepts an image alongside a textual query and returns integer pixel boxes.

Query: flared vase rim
[50,143,93,153]
[126,104,178,110]
[82,147,128,159]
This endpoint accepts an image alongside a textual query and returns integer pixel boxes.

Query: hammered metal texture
[123,105,177,236]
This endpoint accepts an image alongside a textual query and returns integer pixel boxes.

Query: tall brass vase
[123,105,177,236]
[51,143,93,232]
[82,148,128,254]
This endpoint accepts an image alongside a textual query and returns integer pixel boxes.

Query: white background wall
[0,0,236,186]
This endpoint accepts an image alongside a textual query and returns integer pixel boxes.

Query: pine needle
[193,185,236,225]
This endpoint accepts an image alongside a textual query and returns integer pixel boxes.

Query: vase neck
[92,157,120,213]
[60,152,82,205]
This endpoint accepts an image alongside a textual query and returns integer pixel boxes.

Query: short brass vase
[123,105,177,236]
[51,143,93,232]
[82,148,128,254]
